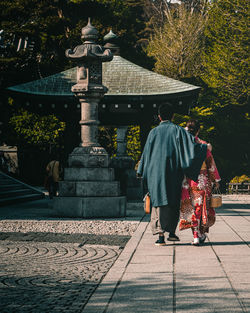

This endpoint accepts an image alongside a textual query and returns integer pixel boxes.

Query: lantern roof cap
[81,18,99,42]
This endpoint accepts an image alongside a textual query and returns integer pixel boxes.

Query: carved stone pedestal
[53,146,126,218]
[53,196,126,218]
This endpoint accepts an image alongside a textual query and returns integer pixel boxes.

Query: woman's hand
[214,182,220,189]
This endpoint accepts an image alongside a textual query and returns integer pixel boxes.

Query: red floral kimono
[179,138,221,235]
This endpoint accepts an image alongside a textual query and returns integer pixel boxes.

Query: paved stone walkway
[83,195,250,313]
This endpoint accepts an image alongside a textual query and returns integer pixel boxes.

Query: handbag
[211,187,222,208]
[143,193,151,214]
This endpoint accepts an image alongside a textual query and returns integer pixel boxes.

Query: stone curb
[82,214,150,313]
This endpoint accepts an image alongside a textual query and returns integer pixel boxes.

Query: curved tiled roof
[8,55,200,97]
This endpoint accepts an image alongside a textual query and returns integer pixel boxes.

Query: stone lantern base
[53,147,126,218]
[53,195,126,218]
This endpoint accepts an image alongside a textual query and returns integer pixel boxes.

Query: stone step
[0,171,45,206]
[127,201,144,210]
[0,193,44,206]
[126,187,144,200]
[0,188,35,198]
[0,184,26,191]
[64,167,115,181]
[59,181,121,197]
[53,196,126,218]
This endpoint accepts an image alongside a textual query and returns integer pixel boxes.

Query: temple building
[8,30,200,146]
[8,55,200,149]
[6,31,201,199]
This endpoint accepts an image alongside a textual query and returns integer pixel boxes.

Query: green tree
[209,104,250,182]
[0,0,148,87]
[197,0,250,184]
[202,0,249,106]
[64,0,148,67]
[0,0,71,85]
[145,0,250,187]
[8,108,66,184]
[127,125,141,162]
[145,1,208,80]
[9,109,65,149]
[98,126,117,156]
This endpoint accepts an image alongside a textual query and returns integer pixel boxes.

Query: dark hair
[186,119,200,136]
[158,104,174,121]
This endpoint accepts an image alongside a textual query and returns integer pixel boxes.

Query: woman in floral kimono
[179,119,221,246]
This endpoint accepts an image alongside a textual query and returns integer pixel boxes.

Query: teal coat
[137,121,207,207]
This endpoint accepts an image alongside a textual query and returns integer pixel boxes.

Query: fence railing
[227,182,250,194]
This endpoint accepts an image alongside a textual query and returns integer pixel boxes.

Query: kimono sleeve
[206,150,221,183]
[177,128,207,182]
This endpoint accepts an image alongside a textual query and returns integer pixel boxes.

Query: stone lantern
[65,18,112,159]
[53,19,126,217]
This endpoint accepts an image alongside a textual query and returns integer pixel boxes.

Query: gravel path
[0,219,140,236]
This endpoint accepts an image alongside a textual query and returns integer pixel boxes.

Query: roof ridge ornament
[104,29,120,56]
[104,29,117,41]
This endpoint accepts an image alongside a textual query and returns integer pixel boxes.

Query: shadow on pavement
[0,231,130,247]
[165,241,249,247]
[85,275,244,313]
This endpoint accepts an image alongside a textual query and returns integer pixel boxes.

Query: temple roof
[8,55,200,98]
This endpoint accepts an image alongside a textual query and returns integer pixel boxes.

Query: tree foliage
[98,126,117,156]
[144,0,250,185]
[230,175,250,184]
[197,0,250,181]
[202,0,249,106]
[9,109,65,148]
[0,0,147,86]
[98,125,141,162]
[0,0,70,85]
[145,1,208,79]
[127,126,141,162]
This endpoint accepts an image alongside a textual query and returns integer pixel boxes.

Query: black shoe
[199,234,206,244]
[167,233,180,241]
[155,236,166,246]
